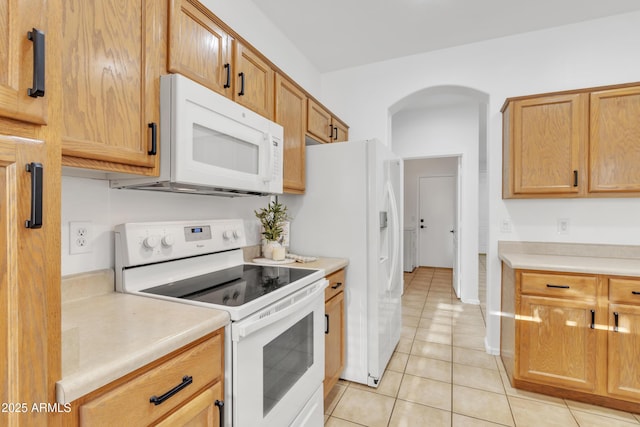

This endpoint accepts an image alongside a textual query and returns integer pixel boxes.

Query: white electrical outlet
[500,219,512,233]
[69,221,93,254]
[557,218,570,235]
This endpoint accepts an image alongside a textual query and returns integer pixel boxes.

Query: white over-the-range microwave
[110,74,284,196]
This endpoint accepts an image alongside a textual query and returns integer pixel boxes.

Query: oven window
[263,312,314,416]
[192,123,259,174]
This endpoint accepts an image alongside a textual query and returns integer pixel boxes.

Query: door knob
[420,225,425,229]
[450,229,455,233]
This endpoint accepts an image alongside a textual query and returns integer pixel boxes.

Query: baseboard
[485,336,500,355]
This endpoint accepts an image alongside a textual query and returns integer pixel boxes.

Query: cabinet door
[155,382,223,427]
[511,94,587,195]
[332,120,349,142]
[590,86,640,193]
[518,295,597,392]
[324,291,345,398]
[168,0,233,98]
[233,41,274,120]
[0,0,47,124]
[607,304,640,401]
[61,0,161,172]
[0,134,60,425]
[275,74,306,194]
[307,99,333,143]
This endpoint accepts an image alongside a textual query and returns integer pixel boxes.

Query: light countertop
[57,269,229,404]
[288,257,349,276]
[498,241,640,277]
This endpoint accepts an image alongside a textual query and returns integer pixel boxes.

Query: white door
[418,176,455,268]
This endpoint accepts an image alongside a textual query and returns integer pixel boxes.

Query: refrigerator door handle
[386,180,400,292]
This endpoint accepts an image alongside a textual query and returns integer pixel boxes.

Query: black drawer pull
[546,284,570,289]
[148,122,157,155]
[149,375,193,406]
[331,282,343,290]
[632,291,640,295]
[224,63,231,89]
[325,314,329,334]
[27,28,45,98]
[215,400,224,426]
[614,312,619,332]
[25,162,43,229]
[573,170,578,187]
[238,72,245,96]
[590,309,595,329]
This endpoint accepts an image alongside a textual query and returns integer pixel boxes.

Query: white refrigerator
[283,139,403,387]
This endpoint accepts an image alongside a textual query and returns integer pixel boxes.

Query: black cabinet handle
[546,284,570,289]
[224,63,231,89]
[328,124,333,139]
[25,162,43,229]
[325,314,329,334]
[149,375,192,406]
[27,28,45,98]
[238,72,245,96]
[573,170,578,187]
[632,291,640,295]
[590,309,595,329]
[148,123,157,155]
[215,400,224,426]
[614,311,619,332]
[333,126,338,140]
[331,282,343,290]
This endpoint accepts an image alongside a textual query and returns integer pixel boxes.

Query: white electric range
[115,219,327,427]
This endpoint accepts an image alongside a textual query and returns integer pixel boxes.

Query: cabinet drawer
[80,333,223,427]
[325,269,346,301]
[609,277,640,305]
[520,272,596,299]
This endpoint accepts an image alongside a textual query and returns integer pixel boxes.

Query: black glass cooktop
[142,264,317,307]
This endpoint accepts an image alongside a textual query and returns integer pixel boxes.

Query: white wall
[62,0,323,277]
[319,11,640,353]
[394,103,481,304]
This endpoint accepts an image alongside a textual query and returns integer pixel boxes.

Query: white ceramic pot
[262,240,281,259]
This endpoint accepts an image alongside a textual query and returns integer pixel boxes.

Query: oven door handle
[232,279,328,341]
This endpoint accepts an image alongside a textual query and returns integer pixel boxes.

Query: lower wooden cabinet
[607,278,640,401]
[501,267,640,412]
[324,269,346,398]
[74,330,224,427]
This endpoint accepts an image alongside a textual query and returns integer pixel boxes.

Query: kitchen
[3,0,640,426]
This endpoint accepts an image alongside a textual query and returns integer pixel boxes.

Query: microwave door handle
[262,133,274,183]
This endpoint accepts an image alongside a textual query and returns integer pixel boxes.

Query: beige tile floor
[323,257,640,426]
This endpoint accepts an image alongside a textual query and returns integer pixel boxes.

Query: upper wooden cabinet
[168,0,233,98]
[307,99,349,143]
[503,82,640,199]
[275,73,307,194]
[233,41,274,120]
[0,0,48,124]
[60,0,163,175]
[590,86,640,193]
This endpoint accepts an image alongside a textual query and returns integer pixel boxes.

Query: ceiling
[252,0,640,73]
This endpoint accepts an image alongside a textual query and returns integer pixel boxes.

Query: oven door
[231,280,327,427]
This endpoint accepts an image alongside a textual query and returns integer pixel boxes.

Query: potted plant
[254,200,290,259]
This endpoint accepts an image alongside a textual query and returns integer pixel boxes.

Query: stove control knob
[223,230,233,240]
[143,235,159,249]
[161,235,175,247]
[233,230,242,239]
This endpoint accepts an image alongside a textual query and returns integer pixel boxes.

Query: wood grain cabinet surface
[503,82,640,198]
[0,0,48,124]
[60,0,163,175]
[307,98,349,143]
[168,0,233,98]
[324,269,346,398]
[76,331,224,427]
[501,266,640,413]
[275,73,307,194]
[0,1,62,425]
